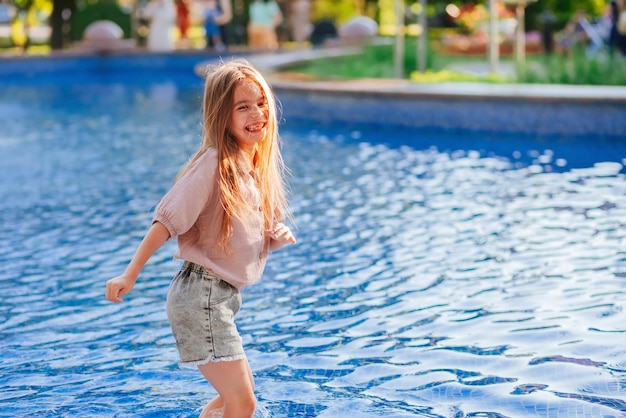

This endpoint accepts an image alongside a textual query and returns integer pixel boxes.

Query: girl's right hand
[105,274,136,303]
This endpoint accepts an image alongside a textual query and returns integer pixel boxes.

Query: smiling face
[228,78,269,157]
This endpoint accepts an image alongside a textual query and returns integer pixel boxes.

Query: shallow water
[0,70,625,418]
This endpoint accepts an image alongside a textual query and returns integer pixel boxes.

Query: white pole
[417,0,427,73]
[489,0,499,74]
[394,0,404,78]
[516,3,526,66]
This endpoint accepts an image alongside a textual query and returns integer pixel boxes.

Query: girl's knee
[241,391,257,413]
[242,394,257,415]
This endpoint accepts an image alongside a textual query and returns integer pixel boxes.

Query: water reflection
[0,80,624,417]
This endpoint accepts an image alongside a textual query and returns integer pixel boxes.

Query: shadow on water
[0,69,625,417]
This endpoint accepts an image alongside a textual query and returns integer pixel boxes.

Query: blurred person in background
[174,0,190,46]
[203,0,225,50]
[247,0,282,50]
[199,0,232,49]
[143,0,176,51]
[289,0,310,48]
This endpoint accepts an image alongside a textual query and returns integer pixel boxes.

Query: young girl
[105,59,296,418]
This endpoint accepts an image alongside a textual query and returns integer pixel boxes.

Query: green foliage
[12,0,35,12]
[546,0,604,19]
[71,0,132,40]
[312,0,360,24]
[288,39,626,86]
[289,43,396,79]
[410,69,511,83]
[519,50,626,85]
[290,38,440,79]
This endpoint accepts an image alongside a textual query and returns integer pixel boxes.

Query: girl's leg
[199,360,253,417]
[198,358,256,418]
[199,395,223,417]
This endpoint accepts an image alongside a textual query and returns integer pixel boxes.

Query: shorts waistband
[182,261,213,276]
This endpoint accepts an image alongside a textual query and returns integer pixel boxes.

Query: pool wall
[270,80,626,139]
[2,51,625,139]
[0,52,210,75]
[0,52,212,84]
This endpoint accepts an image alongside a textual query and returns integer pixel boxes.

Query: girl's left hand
[267,222,296,244]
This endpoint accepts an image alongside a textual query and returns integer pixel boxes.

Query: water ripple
[1,80,625,417]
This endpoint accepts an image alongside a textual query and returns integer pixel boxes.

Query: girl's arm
[105,221,171,303]
[214,0,232,24]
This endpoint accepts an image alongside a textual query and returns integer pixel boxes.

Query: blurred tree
[11,0,35,47]
[312,0,379,24]
[371,0,606,34]
[527,0,604,33]
[70,0,132,41]
[10,0,51,48]
[5,0,609,51]
[50,0,76,49]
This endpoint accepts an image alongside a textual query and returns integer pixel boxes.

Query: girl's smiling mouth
[246,123,265,132]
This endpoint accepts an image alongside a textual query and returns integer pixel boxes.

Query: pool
[1,54,625,418]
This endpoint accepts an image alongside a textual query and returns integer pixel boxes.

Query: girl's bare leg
[199,395,223,418]
[198,358,256,418]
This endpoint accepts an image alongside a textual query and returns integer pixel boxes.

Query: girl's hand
[105,221,169,303]
[267,222,296,245]
[105,274,136,303]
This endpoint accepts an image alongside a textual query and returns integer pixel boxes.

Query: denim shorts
[166,261,245,366]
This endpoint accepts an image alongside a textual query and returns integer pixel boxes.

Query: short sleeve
[153,149,218,238]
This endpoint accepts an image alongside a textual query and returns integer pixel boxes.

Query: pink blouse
[153,148,270,289]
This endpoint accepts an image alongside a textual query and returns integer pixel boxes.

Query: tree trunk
[50,0,76,50]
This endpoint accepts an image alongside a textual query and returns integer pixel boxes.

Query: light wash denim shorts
[166,261,245,366]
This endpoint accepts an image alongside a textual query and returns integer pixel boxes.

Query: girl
[105,59,296,418]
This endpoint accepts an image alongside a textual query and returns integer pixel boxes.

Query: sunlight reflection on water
[0,73,625,418]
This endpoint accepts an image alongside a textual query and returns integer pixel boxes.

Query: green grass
[290,39,513,83]
[289,43,400,79]
[289,39,626,86]
[519,49,626,85]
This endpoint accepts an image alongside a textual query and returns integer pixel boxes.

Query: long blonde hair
[176,59,289,249]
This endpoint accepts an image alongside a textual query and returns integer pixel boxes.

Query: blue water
[1,58,625,418]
